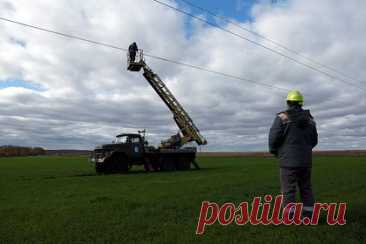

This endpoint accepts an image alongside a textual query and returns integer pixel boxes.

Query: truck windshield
[115,136,128,144]
[114,136,140,144]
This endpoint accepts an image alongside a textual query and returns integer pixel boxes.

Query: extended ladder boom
[127,49,207,148]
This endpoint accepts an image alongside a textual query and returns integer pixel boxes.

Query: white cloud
[0,0,365,150]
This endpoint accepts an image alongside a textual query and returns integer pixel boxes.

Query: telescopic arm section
[127,49,207,148]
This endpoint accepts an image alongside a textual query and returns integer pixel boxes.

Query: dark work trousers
[280,167,315,208]
[129,52,136,62]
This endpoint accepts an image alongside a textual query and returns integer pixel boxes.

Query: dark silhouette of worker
[129,42,138,63]
[269,90,318,218]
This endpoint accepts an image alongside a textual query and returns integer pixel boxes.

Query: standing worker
[269,90,318,218]
[128,42,138,63]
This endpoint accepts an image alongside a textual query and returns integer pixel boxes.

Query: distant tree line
[0,145,46,157]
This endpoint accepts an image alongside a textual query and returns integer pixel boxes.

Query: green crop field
[0,155,365,243]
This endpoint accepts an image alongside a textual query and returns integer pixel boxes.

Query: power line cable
[177,0,362,84]
[144,53,288,91]
[150,0,366,91]
[0,17,127,51]
[0,16,288,92]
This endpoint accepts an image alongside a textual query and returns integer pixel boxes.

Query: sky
[0,0,365,151]
[178,0,259,22]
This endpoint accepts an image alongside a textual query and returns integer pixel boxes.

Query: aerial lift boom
[89,47,206,173]
[127,49,207,149]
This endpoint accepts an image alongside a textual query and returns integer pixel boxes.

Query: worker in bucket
[128,42,138,63]
[269,90,318,218]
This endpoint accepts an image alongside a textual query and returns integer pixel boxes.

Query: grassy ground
[0,155,365,243]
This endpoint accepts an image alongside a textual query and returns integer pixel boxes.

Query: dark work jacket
[129,43,138,53]
[268,107,318,168]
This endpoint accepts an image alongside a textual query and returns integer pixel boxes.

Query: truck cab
[114,133,145,156]
[90,133,147,173]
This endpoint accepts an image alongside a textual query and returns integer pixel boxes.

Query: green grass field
[0,155,365,243]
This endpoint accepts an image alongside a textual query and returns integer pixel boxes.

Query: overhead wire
[150,0,366,91]
[143,54,288,91]
[177,0,362,84]
[0,17,126,51]
[0,16,288,92]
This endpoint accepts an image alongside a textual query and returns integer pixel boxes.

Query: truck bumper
[89,157,107,164]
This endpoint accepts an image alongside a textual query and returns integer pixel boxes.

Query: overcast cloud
[0,0,365,151]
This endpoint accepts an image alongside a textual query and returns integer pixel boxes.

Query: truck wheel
[160,157,176,171]
[144,159,154,172]
[104,154,129,173]
[151,160,161,171]
[105,159,115,173]
[175,158,190,171]
[116,154,129,173]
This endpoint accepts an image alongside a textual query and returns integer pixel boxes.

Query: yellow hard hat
[286,90,304,105]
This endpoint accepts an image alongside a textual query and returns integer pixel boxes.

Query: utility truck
[90,47,207,173]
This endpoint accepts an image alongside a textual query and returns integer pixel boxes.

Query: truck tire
[116,154,129,173]
[151,161,161,171]
[160,157,176,171]
[175,158,191,171]
[105,154,129,173]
